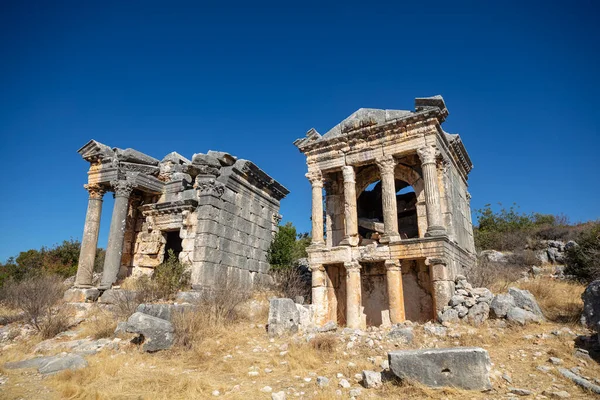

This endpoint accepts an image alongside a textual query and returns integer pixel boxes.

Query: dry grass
[77,307,119,340]
[309,334,337,353]
[516,278,585,323]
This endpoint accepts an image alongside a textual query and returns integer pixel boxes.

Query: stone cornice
[139,199,198,217]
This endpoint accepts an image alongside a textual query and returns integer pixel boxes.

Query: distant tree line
[0,240,105,287]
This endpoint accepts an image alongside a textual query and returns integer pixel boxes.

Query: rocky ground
[1,278,599,399]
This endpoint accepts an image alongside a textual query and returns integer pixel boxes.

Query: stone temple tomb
[68,140,288,300]
[294,95,476,329]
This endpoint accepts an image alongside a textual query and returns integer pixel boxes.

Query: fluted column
[376,156,400,243]
[99,179,135,290]
[74,184,106,288]
[417,146,446,236]
[344,261,362,329]
[310,264,328,326]
[385,259,405,324]
[340,166,359,246]
[306,168,325,248]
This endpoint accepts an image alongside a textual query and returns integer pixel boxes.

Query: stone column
[310,264,328,326]
[427,257,454,314]
[385,259,405,324]
[376,156,400,243]
[74,184,106,288]
[306,168,325,247]
[99,179,135,290]
[417,146,446,236]
[340,166,359,246]
[344,261,362,329]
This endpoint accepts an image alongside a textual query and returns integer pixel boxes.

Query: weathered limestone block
[508,287,544,318]
[490,294,515,318]
[388,347,492,390]
[506,307,542,326]
[267,298,299,336]
[136,303,196,322]
[125,312,174,352]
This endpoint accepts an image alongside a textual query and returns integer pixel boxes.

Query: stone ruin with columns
[294,95,476,329]
[65,140,288,302]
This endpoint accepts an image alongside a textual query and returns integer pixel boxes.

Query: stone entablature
[294,95,476,329]
[73,140,289,292]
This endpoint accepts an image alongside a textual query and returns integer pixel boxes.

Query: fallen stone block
[388,347,492,390]
[136,303,195,322]
[125,312,174,352]
[267,298,299,336]
[98,289,138,305]
[506,307,541,326]
[558,367,600,394]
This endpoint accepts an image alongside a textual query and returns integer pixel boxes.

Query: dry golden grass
[516,278,585,323]
[0,282,597,399]
[77,308,118,340]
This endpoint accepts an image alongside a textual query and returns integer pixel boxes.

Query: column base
[425,226,447,237]
[340,236,360,246]
[380,234,402,244]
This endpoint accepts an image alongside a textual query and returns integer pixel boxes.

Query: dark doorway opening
[164,230,183,259]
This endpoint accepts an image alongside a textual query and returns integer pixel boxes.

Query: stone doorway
[325,264,346,326]
[163,230,183,260]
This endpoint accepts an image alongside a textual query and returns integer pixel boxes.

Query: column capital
[111,179,135,198]
[342,165,355,183]
[417,146,439,165]
[84,183,107,200]
[425,257,447,267]
[344,261,361,272]
[309,264,325,272]
[306,168,323,188]
[376,155,396,175]
[385,259,401,272]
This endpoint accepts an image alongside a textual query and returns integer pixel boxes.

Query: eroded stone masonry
[71,140,288,295]
[294,95,476,329]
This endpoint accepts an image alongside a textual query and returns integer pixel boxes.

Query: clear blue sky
[0,1,598,261]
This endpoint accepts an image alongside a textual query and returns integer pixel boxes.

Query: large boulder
[490,294,515,318]
[480,250,510,263]
[267,298,299,336]
[467,302,490,326]
[506,307,542,326]
[508,287,544,318]
[582,280,600,332]
[388,347,492,390]
[125,312,174,352]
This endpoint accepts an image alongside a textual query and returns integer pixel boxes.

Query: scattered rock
[509,387,533,396]
[361,370,382,388]
[317,321,337,333]
[506,307,541,326]
[490,294,515,318]
[388,347,492,390]
[349,388,361,397]
[549,357,563,365]
[387,326,413,343]
[467,302,490,326]
[439,308,459,324]
[63,288,100,303]
[316,376,329,387]
[339,379,351,388]
[558,368,600,394]
[542,390,570,398]
[272,391,286,400]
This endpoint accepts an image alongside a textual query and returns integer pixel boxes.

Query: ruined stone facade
[294,95,475,328]
[73,141,288,293]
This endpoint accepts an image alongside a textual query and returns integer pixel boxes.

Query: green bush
[153,249,190,299]
[267,222,310,270]
[565,223,600,283]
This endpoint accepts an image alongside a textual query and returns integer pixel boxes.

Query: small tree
[267,222,298,270]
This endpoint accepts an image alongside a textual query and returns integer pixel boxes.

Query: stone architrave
[376,155,400,243]
[74,184,106,288]
[340,166,359,246]
[344,261,362,329]
[385,259,405,323]
[417,146,446,236]
[99,179,135,290]
[306,168,325,247]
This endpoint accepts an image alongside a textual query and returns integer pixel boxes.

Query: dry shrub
[39,306,73,339]
[517,278,584,323]
[270,265,311,301]
[309,334,337,353]
[0,275,66,333]
[466,256,523,292]
[80,308,118,339]
[173,275,250,350]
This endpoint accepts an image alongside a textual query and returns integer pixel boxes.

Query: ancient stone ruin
[294,95,476,328]
[69,140,288,298]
